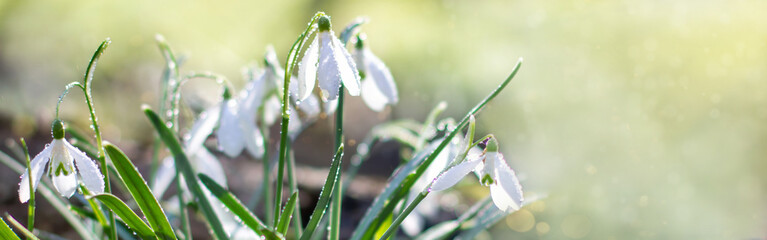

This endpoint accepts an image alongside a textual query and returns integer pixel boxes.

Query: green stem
[177,173,191,240]
[80,39,116,240]
[275,12,324,227]
[352,58,523,240]
[261,123,274,226]
[20,139,34,238]
[378,192,427,240]
[384,58,523,214]
[330,86,344,240]
[169,72,231,132]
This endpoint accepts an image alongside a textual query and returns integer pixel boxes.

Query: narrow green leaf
[276,192,298,235]
[351,143,437,240]
[0,151,98,240]
[4,214,37,240]
[299,145,344,240]
[373,213,392,240]
[143,106,228,240]
[197,174,280,239]
[0,216,21,240]
[91,194,156,239]
[352,58,523,240]
[104,144,176,240]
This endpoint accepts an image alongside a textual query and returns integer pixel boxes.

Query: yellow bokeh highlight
[506,209,536,232]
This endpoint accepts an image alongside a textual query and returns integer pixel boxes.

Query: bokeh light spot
[506,209,535,232]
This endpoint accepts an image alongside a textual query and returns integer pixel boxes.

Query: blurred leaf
[198,174,281,239]
[298,145,344,240]
[91,194,155,239]
[373,213,392,240]
[414,221,459,240]
[0,216,20,240]
[144,107,228,240]
[4,214,37,240]
[104,144,176,240]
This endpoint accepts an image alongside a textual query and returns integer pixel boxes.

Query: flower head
[18,119,104,203]
[298,15,361,102]
[353,33,398,112]
[430,136,524,212]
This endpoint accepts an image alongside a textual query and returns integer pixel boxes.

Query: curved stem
[20,138,34,238]
[329,89,343,240]
[80,39,116,240]
[275,12,324,227]
[168,72,231,132]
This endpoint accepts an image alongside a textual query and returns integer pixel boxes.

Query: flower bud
[318,15,332,32]
[52,119,65,139]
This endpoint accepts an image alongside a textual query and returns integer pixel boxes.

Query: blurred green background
[1,0,766,239]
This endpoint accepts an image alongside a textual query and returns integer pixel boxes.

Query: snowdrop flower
[196,85,264,158]
[298,15,361,102]
[353,34,398,112]
[430,136,524,212]
[18,119,104,203]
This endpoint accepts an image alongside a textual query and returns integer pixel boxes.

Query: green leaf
[197,174,281,239]
[298,145,344,240]
[4,214,38,240]
[276,192,298,236]
[91,194,156,239]
[0,216,21,240]
[143,106,228,240]
[373,213,392,240]
[352,58,524,240]
[70,205,138,240]
[104,144,176,240]
[414,221,459,240]
[351,142,437,240]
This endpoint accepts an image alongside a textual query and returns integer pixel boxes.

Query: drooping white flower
[297,15,361,102]
[18,120,104,203]
[353,34,398,112]
[192,83,265,159]
[430,137,524,212]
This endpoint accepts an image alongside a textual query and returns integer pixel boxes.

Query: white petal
[297,93,321,120]
[363,48,397,103]
[401,210,424,236]
[323,98,338,115]
[150,156,176,198]
[52,170,78,198]
[317,32,341,101]
[414,143,450,191]
[360,78,388,112]
[429,159,482,192]
[241,119,265,158]
[19,144,52,203]
[287,106,302,137]
[67,141,104,194]
[184,105,221,153]
[263,96,281,126]
[217,100,245,158]
[492,154,524,212]
[50,139,77,198]
[332,34,360,96]
[240,72,269,122]
[297,37,318,101]
[193,148,228,187]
